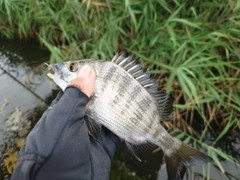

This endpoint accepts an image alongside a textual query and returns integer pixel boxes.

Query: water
[0,38,53,180]
[0,38,239,180]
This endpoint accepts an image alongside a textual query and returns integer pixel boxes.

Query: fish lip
[49,64,63,78]
[47,64,58,79]
[47,65,63,80]
[50,64,58,73]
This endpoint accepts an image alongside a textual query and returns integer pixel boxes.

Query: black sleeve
[11,87,120,180]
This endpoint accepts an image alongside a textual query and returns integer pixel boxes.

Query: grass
[0,0,240,179]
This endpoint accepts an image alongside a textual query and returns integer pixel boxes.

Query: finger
[89,69,96,80]
[78,65,92,78]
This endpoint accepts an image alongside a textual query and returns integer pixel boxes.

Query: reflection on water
[0,38,239,180]
[0,38,51,180]
[0,106,46,179]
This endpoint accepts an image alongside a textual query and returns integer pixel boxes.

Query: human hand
[69,65,96,98]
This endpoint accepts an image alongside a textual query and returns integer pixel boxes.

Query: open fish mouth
[46,63,63,79]
[46,64,56,80]
[45,63,55,78]
[44,62,51,70]
[46,64,67,91]
[47,70,68,90]
[44,63,55,80]
[47,72,58,80]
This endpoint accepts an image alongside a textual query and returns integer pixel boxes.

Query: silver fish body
[47,52,212,180]
[88,61,171,147]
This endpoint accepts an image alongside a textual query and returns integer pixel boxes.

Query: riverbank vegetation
[0,0,240,178]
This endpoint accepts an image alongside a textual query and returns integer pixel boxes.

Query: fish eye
[68,63,78,72]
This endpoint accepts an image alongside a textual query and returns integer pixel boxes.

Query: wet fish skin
[47,52,212,180]
[50,60,168,145]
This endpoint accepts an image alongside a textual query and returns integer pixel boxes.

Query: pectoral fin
[125,142,158,161]
[85,116,101,140]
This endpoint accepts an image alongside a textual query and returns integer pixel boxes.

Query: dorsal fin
[111,51,174,121]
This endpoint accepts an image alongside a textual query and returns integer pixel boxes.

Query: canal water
[0,38,239,180]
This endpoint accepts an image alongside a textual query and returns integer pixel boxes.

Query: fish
[47,51,212,180]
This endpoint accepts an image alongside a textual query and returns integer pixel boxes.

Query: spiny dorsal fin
[111,51,174,121]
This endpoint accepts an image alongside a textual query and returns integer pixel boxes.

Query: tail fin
[165,143,212,180]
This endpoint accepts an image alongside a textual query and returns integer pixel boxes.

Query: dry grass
[0,0,240,178]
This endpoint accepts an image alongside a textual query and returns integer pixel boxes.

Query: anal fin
[85,116,102,140]
[125,142,158,161]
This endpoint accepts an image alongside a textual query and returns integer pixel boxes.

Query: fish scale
[48,51,212,180]
[88,61,171,146]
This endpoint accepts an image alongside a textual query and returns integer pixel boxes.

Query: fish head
[47,61,85,91]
